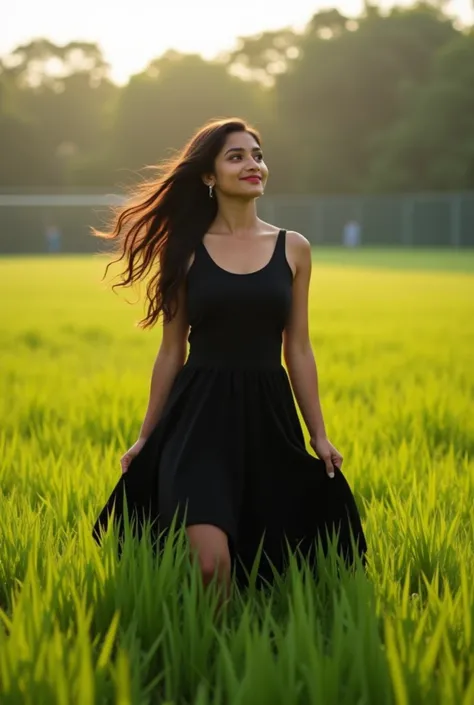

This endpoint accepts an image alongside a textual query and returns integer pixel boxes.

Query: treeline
[1,2,473,194]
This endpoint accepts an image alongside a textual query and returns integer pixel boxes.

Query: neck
[211,196,259,237]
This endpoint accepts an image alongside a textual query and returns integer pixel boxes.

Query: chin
[238,185,264,199]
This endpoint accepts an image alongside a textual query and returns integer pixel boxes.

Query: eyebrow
[224,146,262,156]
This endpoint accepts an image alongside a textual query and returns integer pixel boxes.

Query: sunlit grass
[1,250,473,704]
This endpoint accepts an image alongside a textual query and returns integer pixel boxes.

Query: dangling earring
[209,184,214,199]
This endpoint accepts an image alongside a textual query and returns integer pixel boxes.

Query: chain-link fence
[259,192,474,247]
[1,190,473,254]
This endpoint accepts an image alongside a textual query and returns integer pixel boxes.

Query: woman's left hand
[310,435,343,479]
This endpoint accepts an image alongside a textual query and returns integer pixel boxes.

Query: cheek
[217,163,241,183]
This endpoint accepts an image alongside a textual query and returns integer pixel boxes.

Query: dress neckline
[201,230,284,277]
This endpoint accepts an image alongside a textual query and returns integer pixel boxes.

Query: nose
[246,162,260,173]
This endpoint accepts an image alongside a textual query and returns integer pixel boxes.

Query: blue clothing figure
[45,225,61,253]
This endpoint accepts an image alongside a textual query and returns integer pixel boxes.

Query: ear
[202,174,214,188]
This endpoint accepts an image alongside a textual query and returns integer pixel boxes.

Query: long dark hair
[93,117,261,328]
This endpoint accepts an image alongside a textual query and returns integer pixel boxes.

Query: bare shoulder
[286,230,311,252]
[285,230,312,276]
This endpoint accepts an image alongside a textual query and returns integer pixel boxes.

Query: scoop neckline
[201,230,283,277]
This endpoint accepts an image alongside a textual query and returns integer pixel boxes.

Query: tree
[367,32,474,190]
[0,5,471,193]
[227,29,300,85]
[108,51,265,183]
[0,39,117,186]
[273,3,458,192]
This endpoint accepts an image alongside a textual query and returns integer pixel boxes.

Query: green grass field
[1,248,473,704]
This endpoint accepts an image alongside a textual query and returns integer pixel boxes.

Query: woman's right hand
[120,437,147,474]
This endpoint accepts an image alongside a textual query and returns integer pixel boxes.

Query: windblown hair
[93,117,261,328]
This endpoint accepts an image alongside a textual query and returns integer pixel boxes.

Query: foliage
[0,4,473,193]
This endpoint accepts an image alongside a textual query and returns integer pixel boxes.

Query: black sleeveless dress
[93,230,367,585]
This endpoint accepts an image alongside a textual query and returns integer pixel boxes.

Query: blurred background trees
[1,2,473,194]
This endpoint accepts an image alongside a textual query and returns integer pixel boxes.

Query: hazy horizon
[3,0,473,84]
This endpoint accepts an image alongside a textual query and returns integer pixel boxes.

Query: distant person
[45,224,62,253]
[92,118,367,599]
[343,219,361,248]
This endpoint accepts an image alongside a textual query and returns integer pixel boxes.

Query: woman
[93,117,367,594]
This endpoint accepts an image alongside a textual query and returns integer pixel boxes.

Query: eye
[228,152,264,161]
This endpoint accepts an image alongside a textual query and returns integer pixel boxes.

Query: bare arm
[138,281,189,440]
[283,232,327,441]
[283,232,342,477]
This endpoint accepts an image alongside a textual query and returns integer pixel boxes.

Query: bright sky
[3,0,473,84]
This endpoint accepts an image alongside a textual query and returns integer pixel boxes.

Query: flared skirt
[93,362,367,584]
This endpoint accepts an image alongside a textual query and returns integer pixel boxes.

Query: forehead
[221,131,260,152]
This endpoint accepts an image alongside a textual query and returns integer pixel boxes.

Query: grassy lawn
[311,246,474,272]
[0,250,473,704]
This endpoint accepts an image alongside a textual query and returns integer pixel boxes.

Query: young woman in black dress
[93,117,367,595]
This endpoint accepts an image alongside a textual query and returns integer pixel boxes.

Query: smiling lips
[241,176,262,183]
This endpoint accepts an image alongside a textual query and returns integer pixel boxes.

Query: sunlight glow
[3,0,473,84]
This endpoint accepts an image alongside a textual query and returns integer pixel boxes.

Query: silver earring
[209,184,214,199]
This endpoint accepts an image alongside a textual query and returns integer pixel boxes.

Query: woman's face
[209,131,268,200]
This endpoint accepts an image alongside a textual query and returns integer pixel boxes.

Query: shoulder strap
[276,229,286,258]
[187,238,206,276]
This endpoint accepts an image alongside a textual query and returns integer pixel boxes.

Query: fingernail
[329,472,335,478]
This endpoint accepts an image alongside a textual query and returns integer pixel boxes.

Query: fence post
[312,197,324,244]
[450,194,462,248]
[401,196,414,247]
